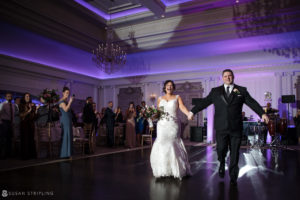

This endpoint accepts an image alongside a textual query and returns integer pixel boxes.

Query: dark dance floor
[1,146,300,200]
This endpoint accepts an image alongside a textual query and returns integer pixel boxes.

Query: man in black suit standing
[104,101,115,147]
[188,69,269,185]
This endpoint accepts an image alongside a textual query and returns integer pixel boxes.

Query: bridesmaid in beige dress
[125,102,136,148]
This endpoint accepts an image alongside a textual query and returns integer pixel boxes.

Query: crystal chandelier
[92,1,127,74]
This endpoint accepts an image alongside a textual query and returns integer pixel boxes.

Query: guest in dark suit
[0,92,14,159]
[104,101,115,147]
[82,97,96,153]
[189,69,269,186]
[83,97,96,128]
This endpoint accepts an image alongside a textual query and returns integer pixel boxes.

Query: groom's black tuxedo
[191,84,265,133]
[191,84,265,181]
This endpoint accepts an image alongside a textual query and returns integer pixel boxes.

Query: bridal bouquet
[39,88,60,104]
[139,105,168,128]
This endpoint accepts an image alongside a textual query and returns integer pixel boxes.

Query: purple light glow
[266,149,272,168]
[160,0,193,6]
[267,133,272,144]
[74,0,149,20]
[205,145,214,177]
[0,21,104,79]
[206,106,214,143]
[1,20,299,80]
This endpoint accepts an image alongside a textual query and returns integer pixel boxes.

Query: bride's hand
[187,112,194,120]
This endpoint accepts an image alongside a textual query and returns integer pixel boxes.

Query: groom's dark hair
[163,80,176,93]
[222,69,234,77]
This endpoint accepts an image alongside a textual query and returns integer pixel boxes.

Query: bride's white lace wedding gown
[150,95,191,179]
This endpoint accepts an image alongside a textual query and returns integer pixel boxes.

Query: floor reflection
[150,177,181,200]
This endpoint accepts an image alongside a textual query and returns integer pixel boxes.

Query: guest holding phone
[58,87,74,159]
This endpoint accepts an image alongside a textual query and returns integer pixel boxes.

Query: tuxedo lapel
[219,86,228,105]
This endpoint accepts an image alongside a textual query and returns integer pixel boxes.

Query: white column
[282,72,294,124]
[274,72,283,111]
[206,76,220,144]
[113,86,117,110]
[93,85,98,110]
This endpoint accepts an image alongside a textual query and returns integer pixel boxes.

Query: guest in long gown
[58,87,74,158]
[135,105,144,146]
[125,102,136,148]
[19,93,37,160]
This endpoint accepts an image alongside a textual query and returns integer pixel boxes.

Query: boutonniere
[233,88,240,94]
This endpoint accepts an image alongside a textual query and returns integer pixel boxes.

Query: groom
[188,69,269,186]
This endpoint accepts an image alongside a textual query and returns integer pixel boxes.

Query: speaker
[282,95,295,103]
[190,126,204,142]
[281,127,298,145]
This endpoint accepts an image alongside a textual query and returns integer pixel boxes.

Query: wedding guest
[0,92,14,159]
[82,97,96,153]
[125,102,136,148]
[83,97,96,129]
[13,97,21,143]
[58,87,74,158]
[100,107,106,126]
[35,97,49,127]
[92,103,100,134]
[19,93,37,160]
[141,101,148,134]
[242,111,248,121]
[104,101,115,147]
[293,109,300,145]
[135,105,144,146]
[115,107,124,123]
[265,102,278,114]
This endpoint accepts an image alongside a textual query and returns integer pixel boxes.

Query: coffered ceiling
[1,0,300,79]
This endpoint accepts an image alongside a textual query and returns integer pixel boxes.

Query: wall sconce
[150,93,157,104]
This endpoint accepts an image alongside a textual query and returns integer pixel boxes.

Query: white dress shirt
[0,100,15,123]
[224,84,234,95]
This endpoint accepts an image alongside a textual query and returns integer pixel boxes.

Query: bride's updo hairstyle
[63,86,70,92]
[163,80,176,93]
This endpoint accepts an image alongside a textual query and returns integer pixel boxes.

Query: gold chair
[114,123,125,146]
[73,126,95,154]
[141,129,153,147]
[97,125,107,146]
[36,122,61,158]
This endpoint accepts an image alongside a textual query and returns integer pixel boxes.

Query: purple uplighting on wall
[160,0,192,6]
[74,0,149,20]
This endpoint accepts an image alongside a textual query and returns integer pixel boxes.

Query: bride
[150,80,191,179]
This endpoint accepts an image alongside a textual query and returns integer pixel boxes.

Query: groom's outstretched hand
[188,112,194,120]
[262,114,269,124]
